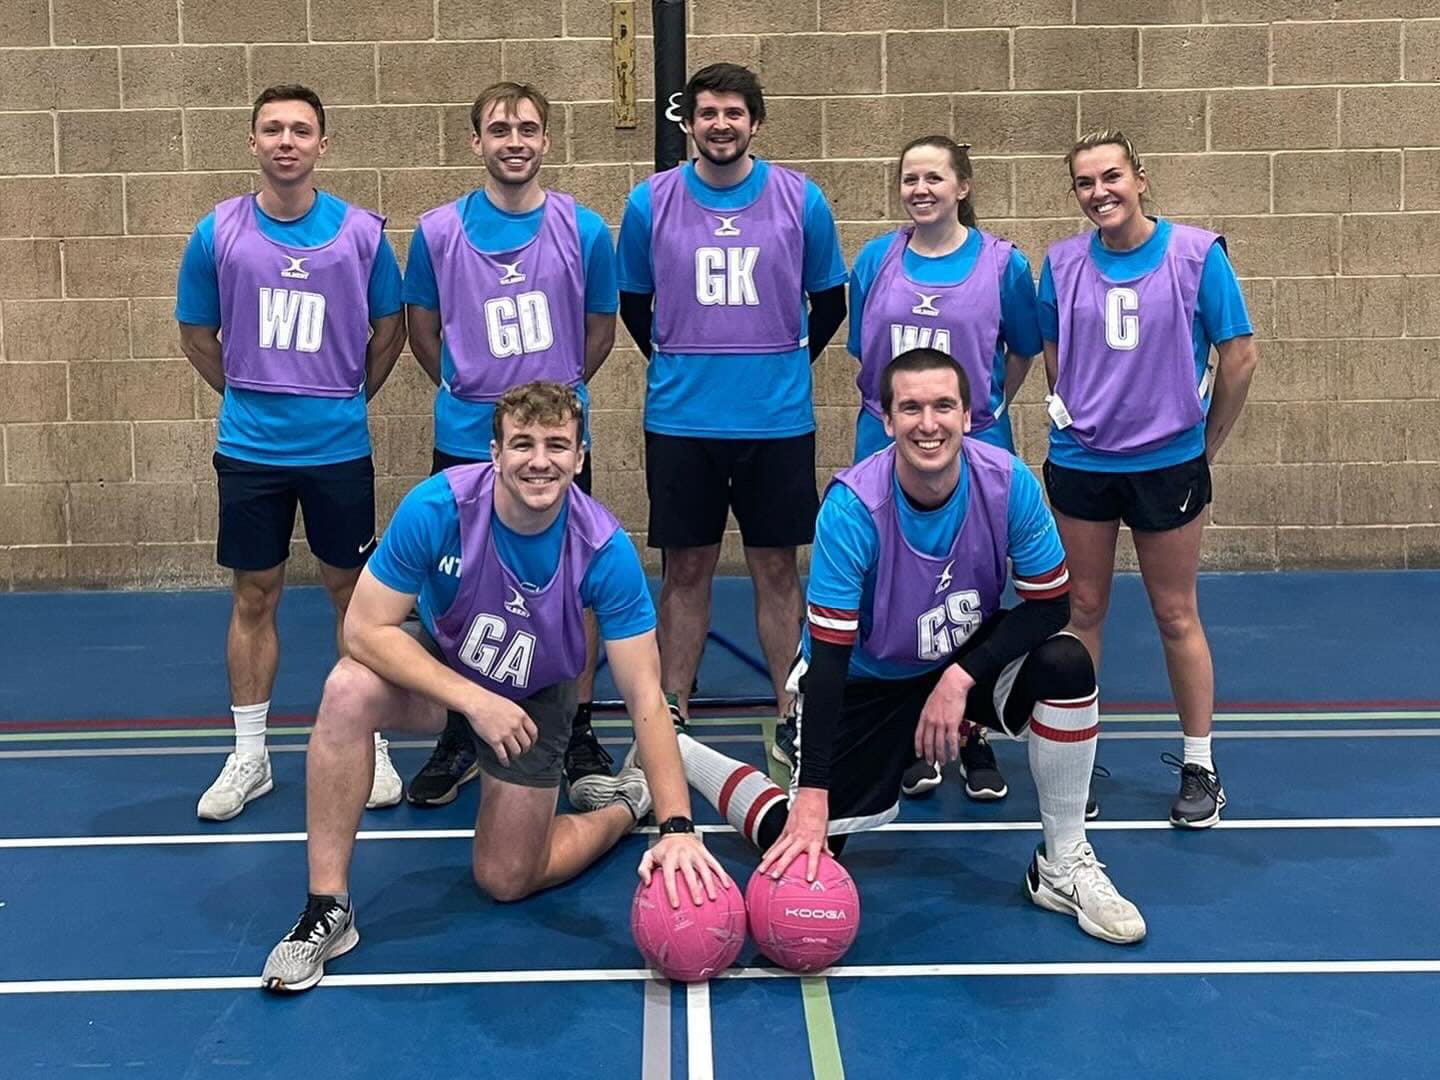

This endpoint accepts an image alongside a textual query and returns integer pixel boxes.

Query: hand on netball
[758,786,830,883]
[640,833,730,909]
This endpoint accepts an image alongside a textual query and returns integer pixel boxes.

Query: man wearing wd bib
[176,85,406,822]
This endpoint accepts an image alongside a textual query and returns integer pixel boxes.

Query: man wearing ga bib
[404,82,620,810]
[260,383,729,993]
[176,85,407,822]
[846,134,1044,803]
[671,349,1145,945]
[617,63,847,738]
[1039,131,1258,829]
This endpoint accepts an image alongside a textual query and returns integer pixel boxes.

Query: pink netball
[630,873,747,982]
[745,853,861,973]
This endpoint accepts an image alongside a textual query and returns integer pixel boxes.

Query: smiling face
[883,366,971,482]
[686,90,759,168]
[490,413,584,521]
[474,98,550,188]
[898,144,970,228]
[1069,142,1148,235]
[249,99,326,184]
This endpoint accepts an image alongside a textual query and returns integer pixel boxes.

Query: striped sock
[1183,734,1214,773]
[677,733,787,849]
[1027,691,1100,859]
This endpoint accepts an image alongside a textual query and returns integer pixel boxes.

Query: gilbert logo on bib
[420,192,587,402]
[212,193,383,398]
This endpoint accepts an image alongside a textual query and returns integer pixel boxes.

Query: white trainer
[367,734,403,809]
[1025,841,1147,945]
[197,752,273,821]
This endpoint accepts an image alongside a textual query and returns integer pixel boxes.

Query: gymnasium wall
[1,0,1437,587]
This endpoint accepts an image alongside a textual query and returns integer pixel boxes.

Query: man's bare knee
[472,860,538,903]
[315,658,386,735]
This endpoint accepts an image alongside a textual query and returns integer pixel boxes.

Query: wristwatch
[657,816,696,835]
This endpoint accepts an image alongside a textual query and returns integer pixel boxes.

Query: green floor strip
[801,976,845,1079]
[0,726,314,743]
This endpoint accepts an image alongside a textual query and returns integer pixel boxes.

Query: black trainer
[563,725,614,790]
[407,715,480,807]
[901,757,942,797]
[959,727,1008,800]
[1163,752,1226,829]
[1087,764,1109,821]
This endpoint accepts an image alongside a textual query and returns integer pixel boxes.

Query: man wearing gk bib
[617,63,847,737]
[1040,131,1257,828]
[176,85,406,822]
[260,382,728,993]
[669,350,1145,945]
[847,134,1044,802]
[404,83,620,808]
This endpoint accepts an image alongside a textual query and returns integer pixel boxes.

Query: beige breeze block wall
[1,0,1439,589]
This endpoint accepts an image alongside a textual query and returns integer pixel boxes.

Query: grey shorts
[405,619,577,788]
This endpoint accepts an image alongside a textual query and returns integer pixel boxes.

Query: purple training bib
[858,227,1012,432]
[648,162,807,354]
[429,464,620,700]
[213,193,382,398]
[1048,223,1218,455]
[831,440,1012,674]
[419,192,588,402]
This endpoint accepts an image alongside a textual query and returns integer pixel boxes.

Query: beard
[692,129,752,168]
[484,153,543,187]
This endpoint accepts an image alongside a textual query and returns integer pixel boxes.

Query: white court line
[4,959,1440,996]
[5,816,1440,849]
[686,982,714,1080]
[5,727,1440,760]
[643,979,671,1080]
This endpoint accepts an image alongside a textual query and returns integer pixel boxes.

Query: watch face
[660,817,694,834]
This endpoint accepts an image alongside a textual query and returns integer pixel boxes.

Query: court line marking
[686,981,713,1080]
[6,711,1440,744]
[5,959,1440,996]
[643,979,670,1080]
[801,976,846,1080]
[5,727,1440,760]
[5,816,1440,849]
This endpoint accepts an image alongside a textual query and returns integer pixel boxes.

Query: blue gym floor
[1,572,1437,1078]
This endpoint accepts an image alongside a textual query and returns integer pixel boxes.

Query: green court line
[0,727,315,744]
[801,976,845,1080]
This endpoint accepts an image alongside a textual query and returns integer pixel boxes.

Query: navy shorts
[1043,453,1211,533]
[213,452,376,572]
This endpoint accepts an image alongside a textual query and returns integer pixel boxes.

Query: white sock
[1183,734,1214,773]
[232,701,269,758]
[1027,692,1100,860]
[677,733,787,848]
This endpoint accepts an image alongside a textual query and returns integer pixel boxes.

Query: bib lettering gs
[213,195,382,397]
[429,464,619,700]
[648,164,807,354]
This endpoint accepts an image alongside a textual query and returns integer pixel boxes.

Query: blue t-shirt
[403,190,619,460]
[368,473,655,642]
[1037,218,1253,472]
[616,159,848,439]
[175,190,404,467]
[848,228,1043,462]
[805,452,1065,681]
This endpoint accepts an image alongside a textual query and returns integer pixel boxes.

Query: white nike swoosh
[1179,491,1192,513]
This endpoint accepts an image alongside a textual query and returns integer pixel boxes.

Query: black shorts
[1043,453,1211,532]
[644,432,818,549]
[214,452,375,572]
[406,619,577,789]
[432,448,592,495]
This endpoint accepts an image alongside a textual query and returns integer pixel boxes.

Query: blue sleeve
[582,530,657,640]
[999,248,1043,358]
[616,186,654,294]
[367,234,403,320]
[1037,257,1059,343]
[1196,241,1253,344]
[806,486,880,611]
[846,235,889,358]
[367,476,456,595]
[802,181,847,294]
[175,214,220,326]
[1006,462,1066,579]
[579,208,619,314]
[401,224,440,310]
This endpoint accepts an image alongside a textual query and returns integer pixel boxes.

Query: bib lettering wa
[1047,223,1217,455]
[648,164,807,353]
[420,192,588,401]
[831,441,1011,676]
[213,194,382,397]
[429,464,620,700]
[858,228,1012,432]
